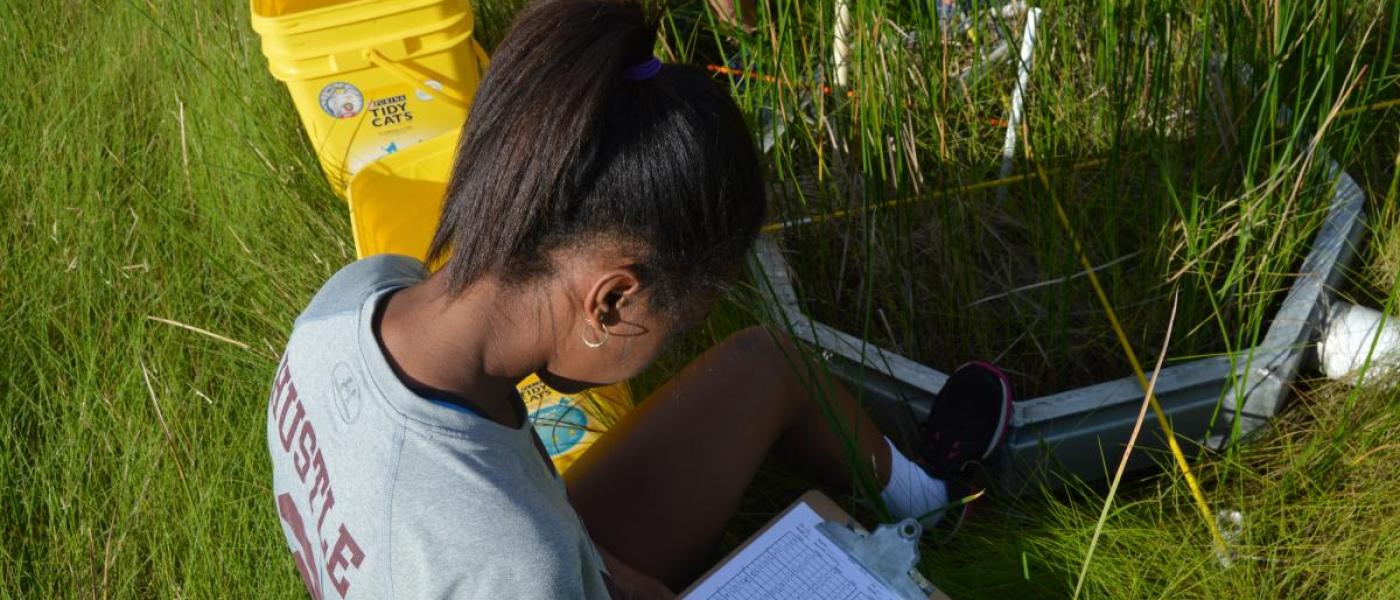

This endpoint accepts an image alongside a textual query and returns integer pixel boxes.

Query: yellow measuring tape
[1030,158,1230,557]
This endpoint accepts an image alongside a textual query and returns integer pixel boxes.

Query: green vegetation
[2,0,1397,598]
[680,0,1396,397]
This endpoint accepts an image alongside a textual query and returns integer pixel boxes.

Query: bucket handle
[362,48,471,109]
[471,40,491,80]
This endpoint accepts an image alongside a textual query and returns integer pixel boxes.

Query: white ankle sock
[879,436,949,525]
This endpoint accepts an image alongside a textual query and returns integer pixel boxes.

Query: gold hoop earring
[582,319,610,349]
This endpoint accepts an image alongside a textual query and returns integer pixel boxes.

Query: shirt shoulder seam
[385,423,406,599]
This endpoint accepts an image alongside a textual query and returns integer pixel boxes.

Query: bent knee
[721,326,802,370]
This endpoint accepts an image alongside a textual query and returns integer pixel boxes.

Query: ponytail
[427,0,766,311]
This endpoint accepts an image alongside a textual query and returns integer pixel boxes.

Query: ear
[582,267,643,327]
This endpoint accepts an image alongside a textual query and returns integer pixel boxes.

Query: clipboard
[681,490,953,600]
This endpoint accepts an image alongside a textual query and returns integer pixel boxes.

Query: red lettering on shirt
[309,452,336,533]
[295,421,317,480]
[271,359,363,598]
[327,524,366,597]
[277,387,305,453]
[278,492,325,600]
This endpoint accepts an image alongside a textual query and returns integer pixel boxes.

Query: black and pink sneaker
[917,361,1013,529]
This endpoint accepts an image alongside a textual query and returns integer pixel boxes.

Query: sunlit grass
[677,0,1396,398]
[666,0,1400,597]
[1,0,1397,597]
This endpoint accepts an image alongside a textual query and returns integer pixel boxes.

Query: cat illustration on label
[318,82,364,119]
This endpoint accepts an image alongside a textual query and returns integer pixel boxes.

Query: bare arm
[598,544,677,600]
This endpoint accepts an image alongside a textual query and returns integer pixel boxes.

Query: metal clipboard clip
[816,518,936,600]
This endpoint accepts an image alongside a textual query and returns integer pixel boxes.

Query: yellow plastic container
[345,128,458,259]
[347,130,634,472]
[251,0,488,194]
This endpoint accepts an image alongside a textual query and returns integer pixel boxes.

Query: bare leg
[564,326,891,589]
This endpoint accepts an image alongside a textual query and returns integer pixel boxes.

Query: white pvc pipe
[1318,302,1400,380]
[833,0,851,88]
[998,7,1041,196]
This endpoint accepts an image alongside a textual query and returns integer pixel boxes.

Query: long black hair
[427,0,766,312]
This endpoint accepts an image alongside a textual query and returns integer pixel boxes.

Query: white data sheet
[681,503,902,600]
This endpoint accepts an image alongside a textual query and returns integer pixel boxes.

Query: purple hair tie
[622,56,663,81]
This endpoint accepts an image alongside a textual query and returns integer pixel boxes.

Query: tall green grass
[1,0,1398,598]
[673,0,1398,398]
[1,1,343,595]
[668,0,1400,596]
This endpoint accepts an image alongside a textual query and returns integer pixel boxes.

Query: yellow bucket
[251,0,488,194]
[347,130,634,472]
[345,128,458,259]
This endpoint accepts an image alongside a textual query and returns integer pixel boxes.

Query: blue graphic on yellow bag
[518,375,632,473]
[529,398,589,456]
